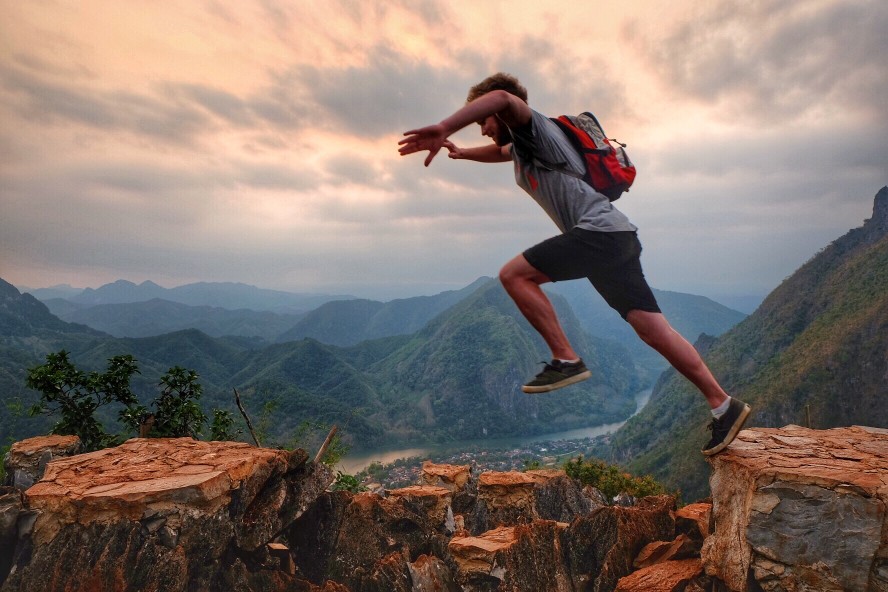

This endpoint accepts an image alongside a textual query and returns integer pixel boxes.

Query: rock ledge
[703,425,888,592]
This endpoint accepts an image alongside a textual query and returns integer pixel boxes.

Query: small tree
[26,351,140,452]
[153,367,207,438]
[121,367,208,438]
[210,409,239,441]
[28,351,231,450]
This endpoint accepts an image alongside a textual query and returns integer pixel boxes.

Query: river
[338,387,653,474]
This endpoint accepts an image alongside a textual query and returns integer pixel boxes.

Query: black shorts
[523,228,661,319]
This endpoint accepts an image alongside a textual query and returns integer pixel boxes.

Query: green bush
[564,455,667,501]
[210,409,239,441]
[331,470,366,493]
[27,350,230,451]
[26,351,140,452]
[153,367,207,438]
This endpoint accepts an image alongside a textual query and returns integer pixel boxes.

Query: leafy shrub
[564,455,667,501]
[210,409,239,441]
[331,470,366,493]
[26,350,140,451]
[152,367,207,438]
[27,350,229,450]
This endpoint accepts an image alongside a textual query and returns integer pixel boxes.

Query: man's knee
[499,255,548,287]
[627,310,670,346]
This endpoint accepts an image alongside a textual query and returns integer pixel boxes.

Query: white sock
[711,397,731,418]
[558,358,580,364]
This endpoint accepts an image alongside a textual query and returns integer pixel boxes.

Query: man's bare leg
[626,309,729,409]
[499,254,578,361]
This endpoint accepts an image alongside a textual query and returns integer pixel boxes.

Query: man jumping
[398,72,750,455]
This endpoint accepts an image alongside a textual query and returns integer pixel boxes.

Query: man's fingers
[398,132,419,145]
[423,147,440,167]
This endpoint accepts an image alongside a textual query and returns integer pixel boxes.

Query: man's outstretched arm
[445,140,512,163]
[398,90,531,166]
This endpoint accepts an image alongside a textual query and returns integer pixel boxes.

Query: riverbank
[338,388,653,475]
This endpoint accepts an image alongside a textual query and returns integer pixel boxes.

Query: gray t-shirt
[509,109,637,233]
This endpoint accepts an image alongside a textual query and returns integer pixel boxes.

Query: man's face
[479,115,511,147]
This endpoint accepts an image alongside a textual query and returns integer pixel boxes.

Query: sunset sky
[2,1,886,310]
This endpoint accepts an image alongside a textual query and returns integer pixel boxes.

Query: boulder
[1,437,333,592]
[674,502,711,542]
[407,554,460,591]
[2,435,81,490]
[361,551,413,592]
[633,534,698,569]
[702,425,888,592]
[388,485,453,530]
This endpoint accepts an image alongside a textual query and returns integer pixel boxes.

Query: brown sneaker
[522,359,592,394]
[702,398,752,456]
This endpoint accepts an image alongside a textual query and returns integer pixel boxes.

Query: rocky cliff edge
[2,424,886,591]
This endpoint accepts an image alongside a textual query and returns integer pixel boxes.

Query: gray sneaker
[702,398,752,456]
[522,359,592,394]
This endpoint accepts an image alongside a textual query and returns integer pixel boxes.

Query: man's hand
[398,123,448,167]
[444,140,465,160]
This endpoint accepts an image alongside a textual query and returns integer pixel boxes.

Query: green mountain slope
[359,279,640,442]
[547,282,746,375]
[603,187,888,501]
[0,279,111,441]
[0,278,641,451]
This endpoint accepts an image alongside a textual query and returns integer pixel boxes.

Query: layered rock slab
[2,434,81,490]
[2,437,333,592]
[615,558,703,592]
[702,425,888,592]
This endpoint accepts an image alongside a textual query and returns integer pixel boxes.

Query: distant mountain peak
[872,185,888,227]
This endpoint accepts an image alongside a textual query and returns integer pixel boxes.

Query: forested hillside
[548,283,746,374]
[0,279,640,449]
[603,187,888,501]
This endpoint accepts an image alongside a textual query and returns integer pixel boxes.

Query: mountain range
[4,187,884,501]
[30,277,742,378]
[29,280,353,313]
[1,261,745,450]
[1,277,649,449]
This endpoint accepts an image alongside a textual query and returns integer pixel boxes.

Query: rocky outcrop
[288,462,679,591]
[8,425,882,591]
[0,487,23,586]
[1,437,333,591]
[421,461,471,492]
[2,434,81,490]
[286,489,451,591]
[702,425,888,592]
[449,521,573,591]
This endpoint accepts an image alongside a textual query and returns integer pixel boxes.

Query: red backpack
[550,112,636,201]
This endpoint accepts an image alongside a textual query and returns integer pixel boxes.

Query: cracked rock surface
[702,425,888,592]
[1,437,332,592]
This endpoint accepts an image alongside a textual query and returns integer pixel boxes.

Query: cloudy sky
[1,1,886,310]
